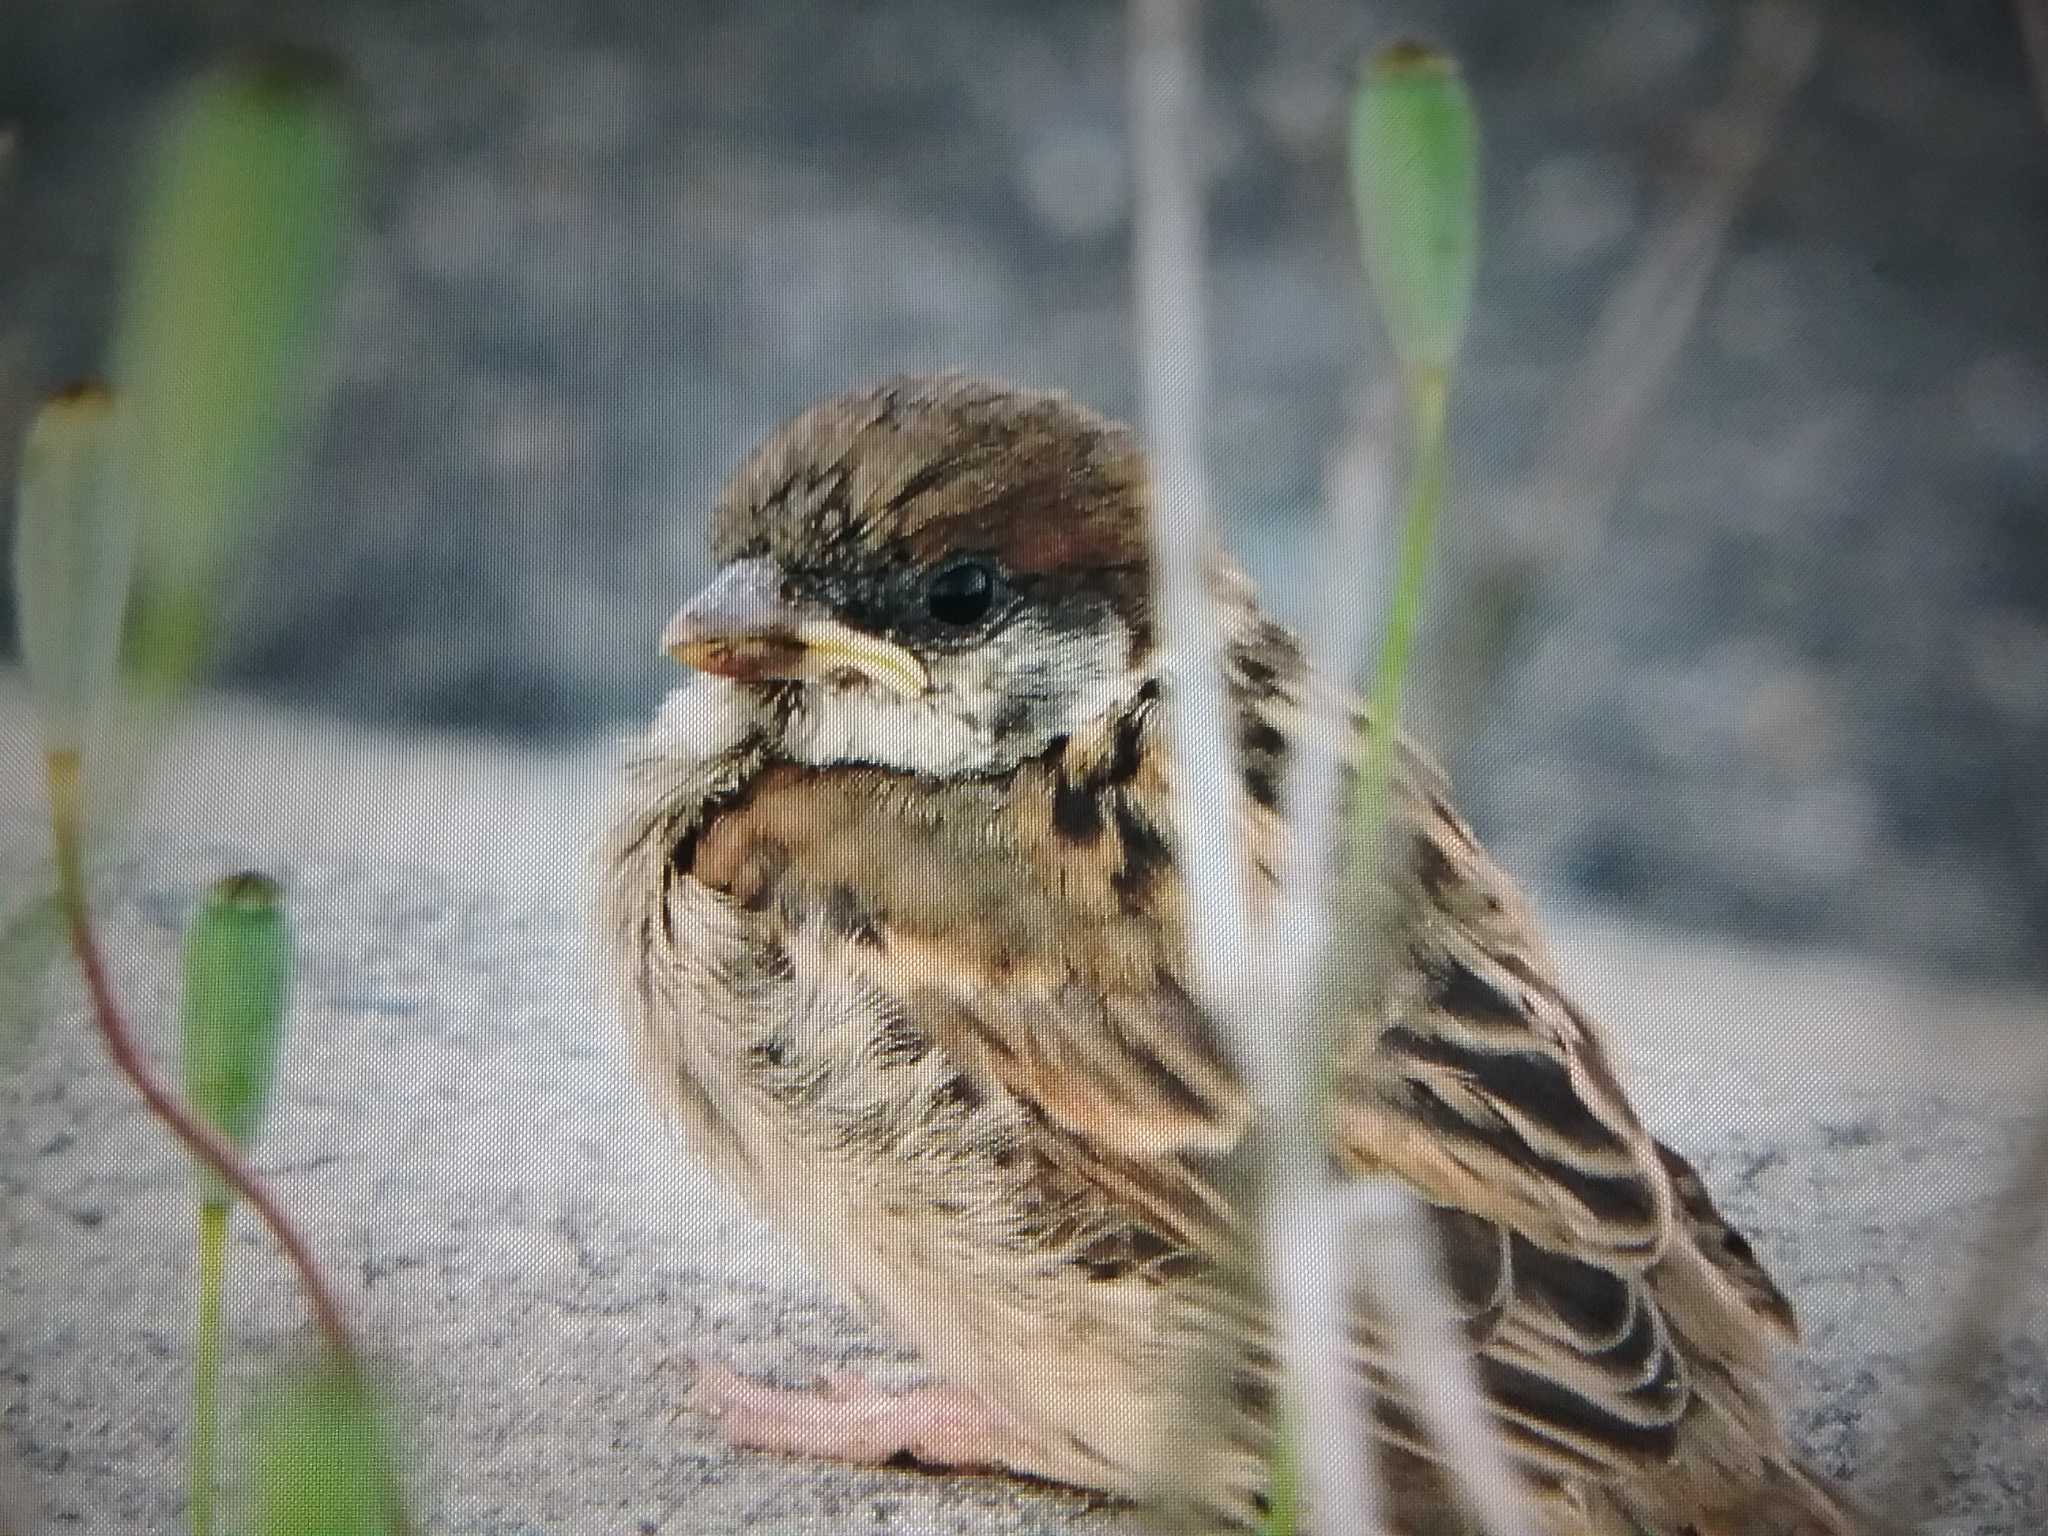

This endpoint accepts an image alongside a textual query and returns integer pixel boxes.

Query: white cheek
[1052,625,1139,732]
[782,687,991,776]
[648,673,754,762]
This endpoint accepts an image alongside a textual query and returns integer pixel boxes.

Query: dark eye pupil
[926,561,995,626]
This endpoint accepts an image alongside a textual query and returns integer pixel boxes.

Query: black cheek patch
[1051,772,1105,842]
[1110,802,1173,910]
[990,694,1032,741]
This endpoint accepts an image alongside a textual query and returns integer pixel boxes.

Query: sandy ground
[2,684,2045,1533]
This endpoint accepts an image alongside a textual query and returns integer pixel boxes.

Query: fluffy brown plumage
[595,373,1855,1534]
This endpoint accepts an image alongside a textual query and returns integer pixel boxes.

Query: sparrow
[594,373,1856,1534]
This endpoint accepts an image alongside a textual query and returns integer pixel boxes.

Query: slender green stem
[1258,1399,1302,1536]
[1310,364,1451,1125]
[192,1199,229,1536]
[1354,365,1451,845]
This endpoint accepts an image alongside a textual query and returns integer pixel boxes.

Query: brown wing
[1320,778,1706,1482]
[674,688,1792,1500]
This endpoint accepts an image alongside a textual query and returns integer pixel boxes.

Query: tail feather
[1604,1434,1859,1536]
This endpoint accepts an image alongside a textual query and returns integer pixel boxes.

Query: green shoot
[7,48,406,1533]
[181,873,293,1204]
[1346,40,1479,853]
[1348,42,1480,383]
[180,871,294,1533]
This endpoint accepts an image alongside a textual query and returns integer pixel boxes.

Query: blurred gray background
[2,0,2044,980]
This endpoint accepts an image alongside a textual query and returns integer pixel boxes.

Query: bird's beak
[661,557,931,698]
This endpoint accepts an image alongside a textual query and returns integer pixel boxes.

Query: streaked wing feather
[1339,786,1674,1267]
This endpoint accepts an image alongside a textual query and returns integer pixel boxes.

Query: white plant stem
[1129,0,1250,997]
[1274,386,1400,961]
[1330,1183,1537,1536]
[1130,1,1371,1525]
[1128,4,1530,1533]
[1268,1172,1387,1536]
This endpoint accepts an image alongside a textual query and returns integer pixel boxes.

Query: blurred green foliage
[246,1366,405,1536]
[112,49,354,694]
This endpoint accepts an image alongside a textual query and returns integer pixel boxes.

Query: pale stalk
[1272,385,1400,973]
[1266,1180,1385,1535]
[1129,5,1270,1521]
[192,1199,229,1536]
[1129,1,1373,1526]
[1297,374,1538,1536]
[1330,1183,1534,1536]
[1129,0,1249,995]
[1127,5,1473,1532]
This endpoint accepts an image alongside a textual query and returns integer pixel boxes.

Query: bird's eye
[924,559,998,627]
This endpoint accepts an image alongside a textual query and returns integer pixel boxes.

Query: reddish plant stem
[47,750,358,1369]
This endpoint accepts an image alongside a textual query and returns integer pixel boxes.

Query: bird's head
[660,374,1163,777]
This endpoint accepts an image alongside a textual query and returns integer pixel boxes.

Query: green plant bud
[1349,41,1480,379]
[247,1365,404,1536]
[112,50,353,680]
[12,383,134,755]
[181,872,292,1204]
